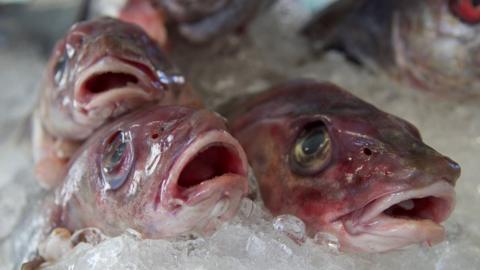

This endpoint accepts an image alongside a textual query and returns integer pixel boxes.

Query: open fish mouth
[159,129,248,234]
[166,129,248,205]
[133,128,249,238]
[336,181,455,253]
[74,57,161,125]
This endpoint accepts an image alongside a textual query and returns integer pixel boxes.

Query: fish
[302,0,480,98]
[117,0,170,47]
[225,80,461,253]
[33,17,202,188]
[118,0,272,43]
[23,105,248,266]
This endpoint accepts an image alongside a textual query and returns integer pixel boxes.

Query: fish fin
[302,0,397,69]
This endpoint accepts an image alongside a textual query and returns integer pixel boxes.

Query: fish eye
[449,0,480,24]
[291,122,332,175]
[101,131,134,190]
[54,51,68,85]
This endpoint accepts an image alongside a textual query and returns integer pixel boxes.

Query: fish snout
[435,156,461,186]
[93,33,129,53]
[407,143,461,186]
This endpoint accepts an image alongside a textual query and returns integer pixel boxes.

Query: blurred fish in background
[303,0,480,98]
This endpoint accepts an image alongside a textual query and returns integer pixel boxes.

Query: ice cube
[272,215,306,243]
[313,232,341,255]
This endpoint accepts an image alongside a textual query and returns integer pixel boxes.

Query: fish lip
[73,57,161,123]
[350,180,455,225]
[333,181,455,252]
[162,129,249,210]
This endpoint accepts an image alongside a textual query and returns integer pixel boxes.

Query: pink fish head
[228,80,460,252]
[59,106,248,238]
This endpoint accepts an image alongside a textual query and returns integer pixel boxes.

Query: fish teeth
[397,199,415,210]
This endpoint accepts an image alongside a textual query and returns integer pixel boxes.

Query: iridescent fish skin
[50,106,248,239]
[226,80,460,253]
[303,0,480,98]
[119,0,270,43]
[34,17,200,188]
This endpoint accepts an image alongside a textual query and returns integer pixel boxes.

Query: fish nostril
[363,148,372,156]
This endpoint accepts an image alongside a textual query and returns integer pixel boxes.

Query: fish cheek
[238,123,289,213]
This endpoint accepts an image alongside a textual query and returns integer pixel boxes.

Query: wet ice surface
[35,201,480,270]
[1,0,480,269]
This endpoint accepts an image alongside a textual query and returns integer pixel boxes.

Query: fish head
[393,0,480,96]
[229,80,460,252]
[42,17,184,140]
[65,106,248,238]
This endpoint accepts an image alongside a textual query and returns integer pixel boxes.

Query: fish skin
[303,0,480,98]
[226,80,461,252]
[22,105,248,266]
[33,17,201,188]
[118,0,169,47]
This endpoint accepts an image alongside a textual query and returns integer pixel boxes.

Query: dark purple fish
[27,106,248,261]
[303,0,480,98]
[33,17,201,188]
[226,80,460,253]
[118,0,271,43]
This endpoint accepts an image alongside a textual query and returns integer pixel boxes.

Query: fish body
[34,17,200,188]
[226,80,460,253]
[303,0,480,97]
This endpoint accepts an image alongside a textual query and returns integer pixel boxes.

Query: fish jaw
[72,56,163,130]
[326,181,455,253]
[155,129,249,236]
